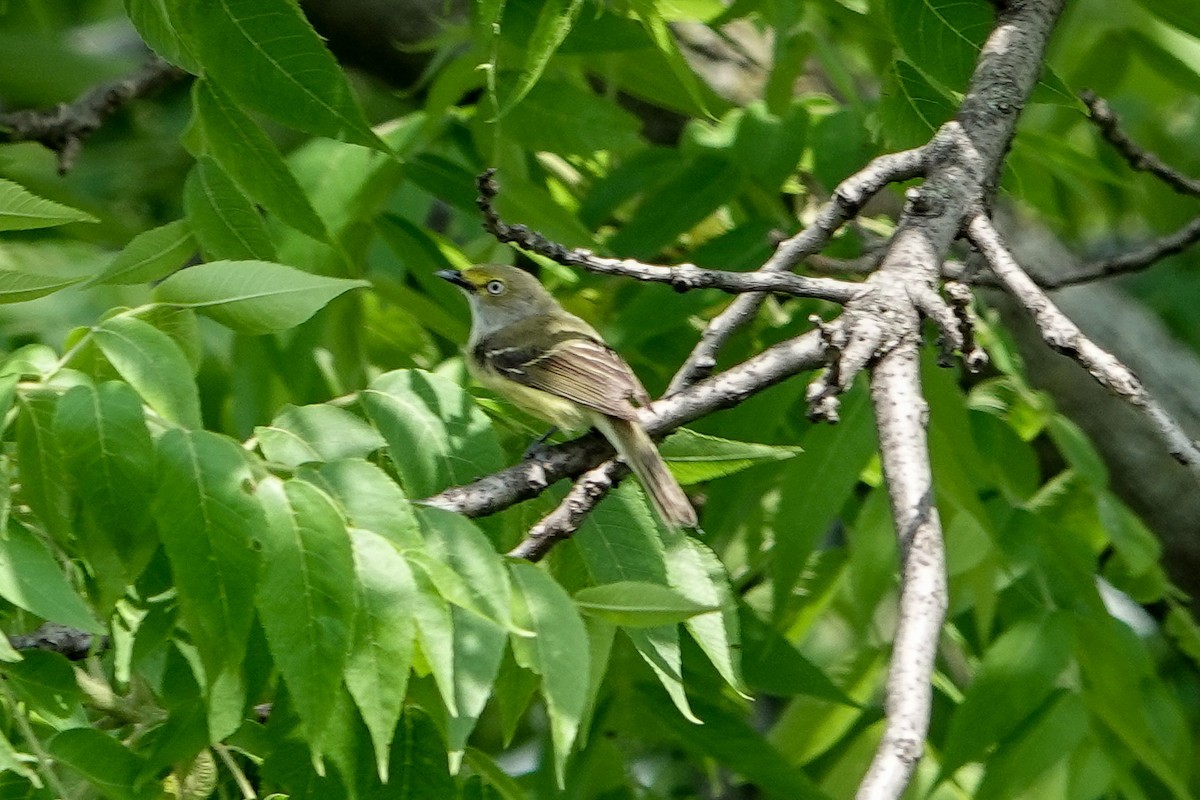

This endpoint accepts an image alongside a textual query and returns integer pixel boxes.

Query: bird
[437,263,697,529]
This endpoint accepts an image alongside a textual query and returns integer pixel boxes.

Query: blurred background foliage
[1,0,1200,797]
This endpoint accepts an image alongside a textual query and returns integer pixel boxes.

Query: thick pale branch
[968,213,1200,483]
[857,344,948,800]
[0,55,186,174]
[421,331,824,517]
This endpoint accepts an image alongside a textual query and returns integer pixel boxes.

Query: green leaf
[55,382,157,593]
[180,0,385,149]
[733,101,809,189]
[16,390,74,545]
[1127,29,1200,97]
[419,507,513,630]
[256,478,357,753]
[740,609,852,703]
[574,581,717,626]
[606,154,742,258]
[630,0,712,118]
[0,523,102,634]
[372,708,455,799]
[298,459,423,550]
[889,0,993,91]
[509,562,590,784]
[0,727,38,784]
[345,529,416,781]
[193,80,330,242]
[940,613,1073,778]
[184,156,277,262]
[124,0,200,71]
[1135,0,1200,39]
[153,429,263,677]
[879,59,957,150]
[495,0,585,117]
[574,483,698,721]
[0,270,82,303]
[153,260,368,334]
[93,315,203,429]
[47,729,141,800]
[974,692,1089,800]
[659,428,801,485]
[360,369,505,497]
[91,220,196,286]
[1047,414,1107,486]
[639,688,830,800]
[1073,616,1192,799]
[408,558,458,717]
[447,608,507,753]
[774,389,875,609]
[664,535,745,694]
[500,79,641,156]
[0,178,96,231]
[2,651,86,729]
[256,404,385,467]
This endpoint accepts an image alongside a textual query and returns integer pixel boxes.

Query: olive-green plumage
[438,264,697,529]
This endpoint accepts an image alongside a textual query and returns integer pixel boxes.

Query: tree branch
[857,342,948,800]
[667,147,928,394]
[420,330,825,517]
[1036,213,1200,289]
[8,622,103,660]
[967,212,1200,482]
[507,459,630,561]
[0,54,187,174]
[1080,90,1200,197]
[475,170,864,304]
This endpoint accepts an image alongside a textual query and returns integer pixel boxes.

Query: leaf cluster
[0,0,1198,798]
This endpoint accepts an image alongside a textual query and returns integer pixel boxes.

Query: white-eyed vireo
[438,264,697,528]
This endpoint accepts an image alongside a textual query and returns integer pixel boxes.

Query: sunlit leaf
[256,478,357,753]
[180,0,385,149]
[509,562,589,784]
[193,80,330,242]
[184,157,276,262]
[346,529,416,780]
[256,403,385,467]
[153,260,368,334]
[94,315,202,429]
[360,369,505,497]
[90,220,196,286]
[659,428,801,485]
[154,429,263,677]
[0,179,96,231]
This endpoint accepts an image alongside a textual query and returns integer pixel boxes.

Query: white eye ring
[485,280,506,295]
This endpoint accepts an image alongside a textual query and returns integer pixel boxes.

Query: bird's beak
[436,268,474,292]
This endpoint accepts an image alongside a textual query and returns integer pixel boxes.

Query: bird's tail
[595,416,697,529]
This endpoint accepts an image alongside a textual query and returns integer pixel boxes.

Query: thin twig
[967,212,1200,483]
[1080,90,1200,197]
[508,460,630,561]
[475,170,864,304]
[1039,214,1200,289]
[0,54,187,174]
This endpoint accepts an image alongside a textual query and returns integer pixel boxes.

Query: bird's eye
[485,280,506,296]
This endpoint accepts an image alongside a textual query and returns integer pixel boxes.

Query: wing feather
[476,318,649,419]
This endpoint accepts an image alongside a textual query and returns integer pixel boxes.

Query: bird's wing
[475,317,650,420]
